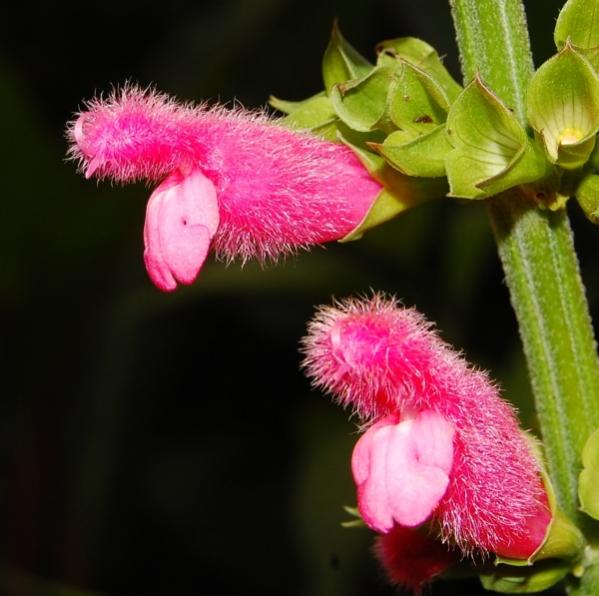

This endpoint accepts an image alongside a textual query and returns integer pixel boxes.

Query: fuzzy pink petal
[143,168,219,291]
[353,411,454,532]
[493,491,552,559]
[358,425,396,533]
[351,415,397,485]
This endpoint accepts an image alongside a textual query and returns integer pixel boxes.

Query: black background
[0,1,589,594]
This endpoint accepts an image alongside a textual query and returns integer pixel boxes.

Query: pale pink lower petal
[411,410,455,474]
[143,168,220,291]
[359,425,396,533]
[354,411,454,532]
[159,169,219,284]
[144,189,177,291]
[351,415,397,485]
[385,413,453,527]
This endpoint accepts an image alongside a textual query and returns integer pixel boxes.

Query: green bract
[576,174,599,224]
[445,78,549,199]
[555,0,599,51]
[479,562,570,594]
[330,65,398,133]
[527,44,599,170]
[554,0,599,73]
[578,429,599,520]
[387,60,449,132]
[270,93,339,140]
[322,22,373,94]
[331,56,453,176]
[374,126,451,177]
[376,37,462,102]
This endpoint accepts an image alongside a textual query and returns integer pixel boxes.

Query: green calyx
[372,126,452,178]
[337,132,447,241]
[270,92,339,140]
[329,57,450,136]
[322,21,372,95]
[376,36,462,102]
[527,43,599,170]
[330,65,398,133]
[479,561,570,594]
[445,77,550,199]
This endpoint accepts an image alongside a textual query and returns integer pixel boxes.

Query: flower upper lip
[72,114,103,178]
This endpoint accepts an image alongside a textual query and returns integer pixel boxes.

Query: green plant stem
[450,0,599,524]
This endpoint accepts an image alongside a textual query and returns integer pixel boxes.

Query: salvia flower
[302,295,551,572]
[67,86,381,291]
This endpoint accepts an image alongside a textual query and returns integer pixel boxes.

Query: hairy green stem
[450,0,599,524]
[490,193,599,517]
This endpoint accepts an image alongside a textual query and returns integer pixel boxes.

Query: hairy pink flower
[67,86,381,290]
[302,295,551,561]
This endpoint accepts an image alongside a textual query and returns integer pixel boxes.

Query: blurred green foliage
[0,1,593,594]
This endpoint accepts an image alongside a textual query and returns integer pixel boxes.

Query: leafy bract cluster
[271,3,599,238]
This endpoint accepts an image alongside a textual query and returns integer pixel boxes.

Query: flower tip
[73,113,87,147]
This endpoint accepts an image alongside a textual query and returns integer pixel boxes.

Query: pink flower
[302,295,551,562]
[67,86,381,291]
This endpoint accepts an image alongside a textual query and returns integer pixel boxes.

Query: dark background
[0,1,591,594]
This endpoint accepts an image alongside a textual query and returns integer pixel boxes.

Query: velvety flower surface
[302,295,551,563]
[68,86,382,290]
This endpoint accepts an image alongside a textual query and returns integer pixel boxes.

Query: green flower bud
[527,44,599,170]
[555,0,599,52]
[445,77,550,199]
